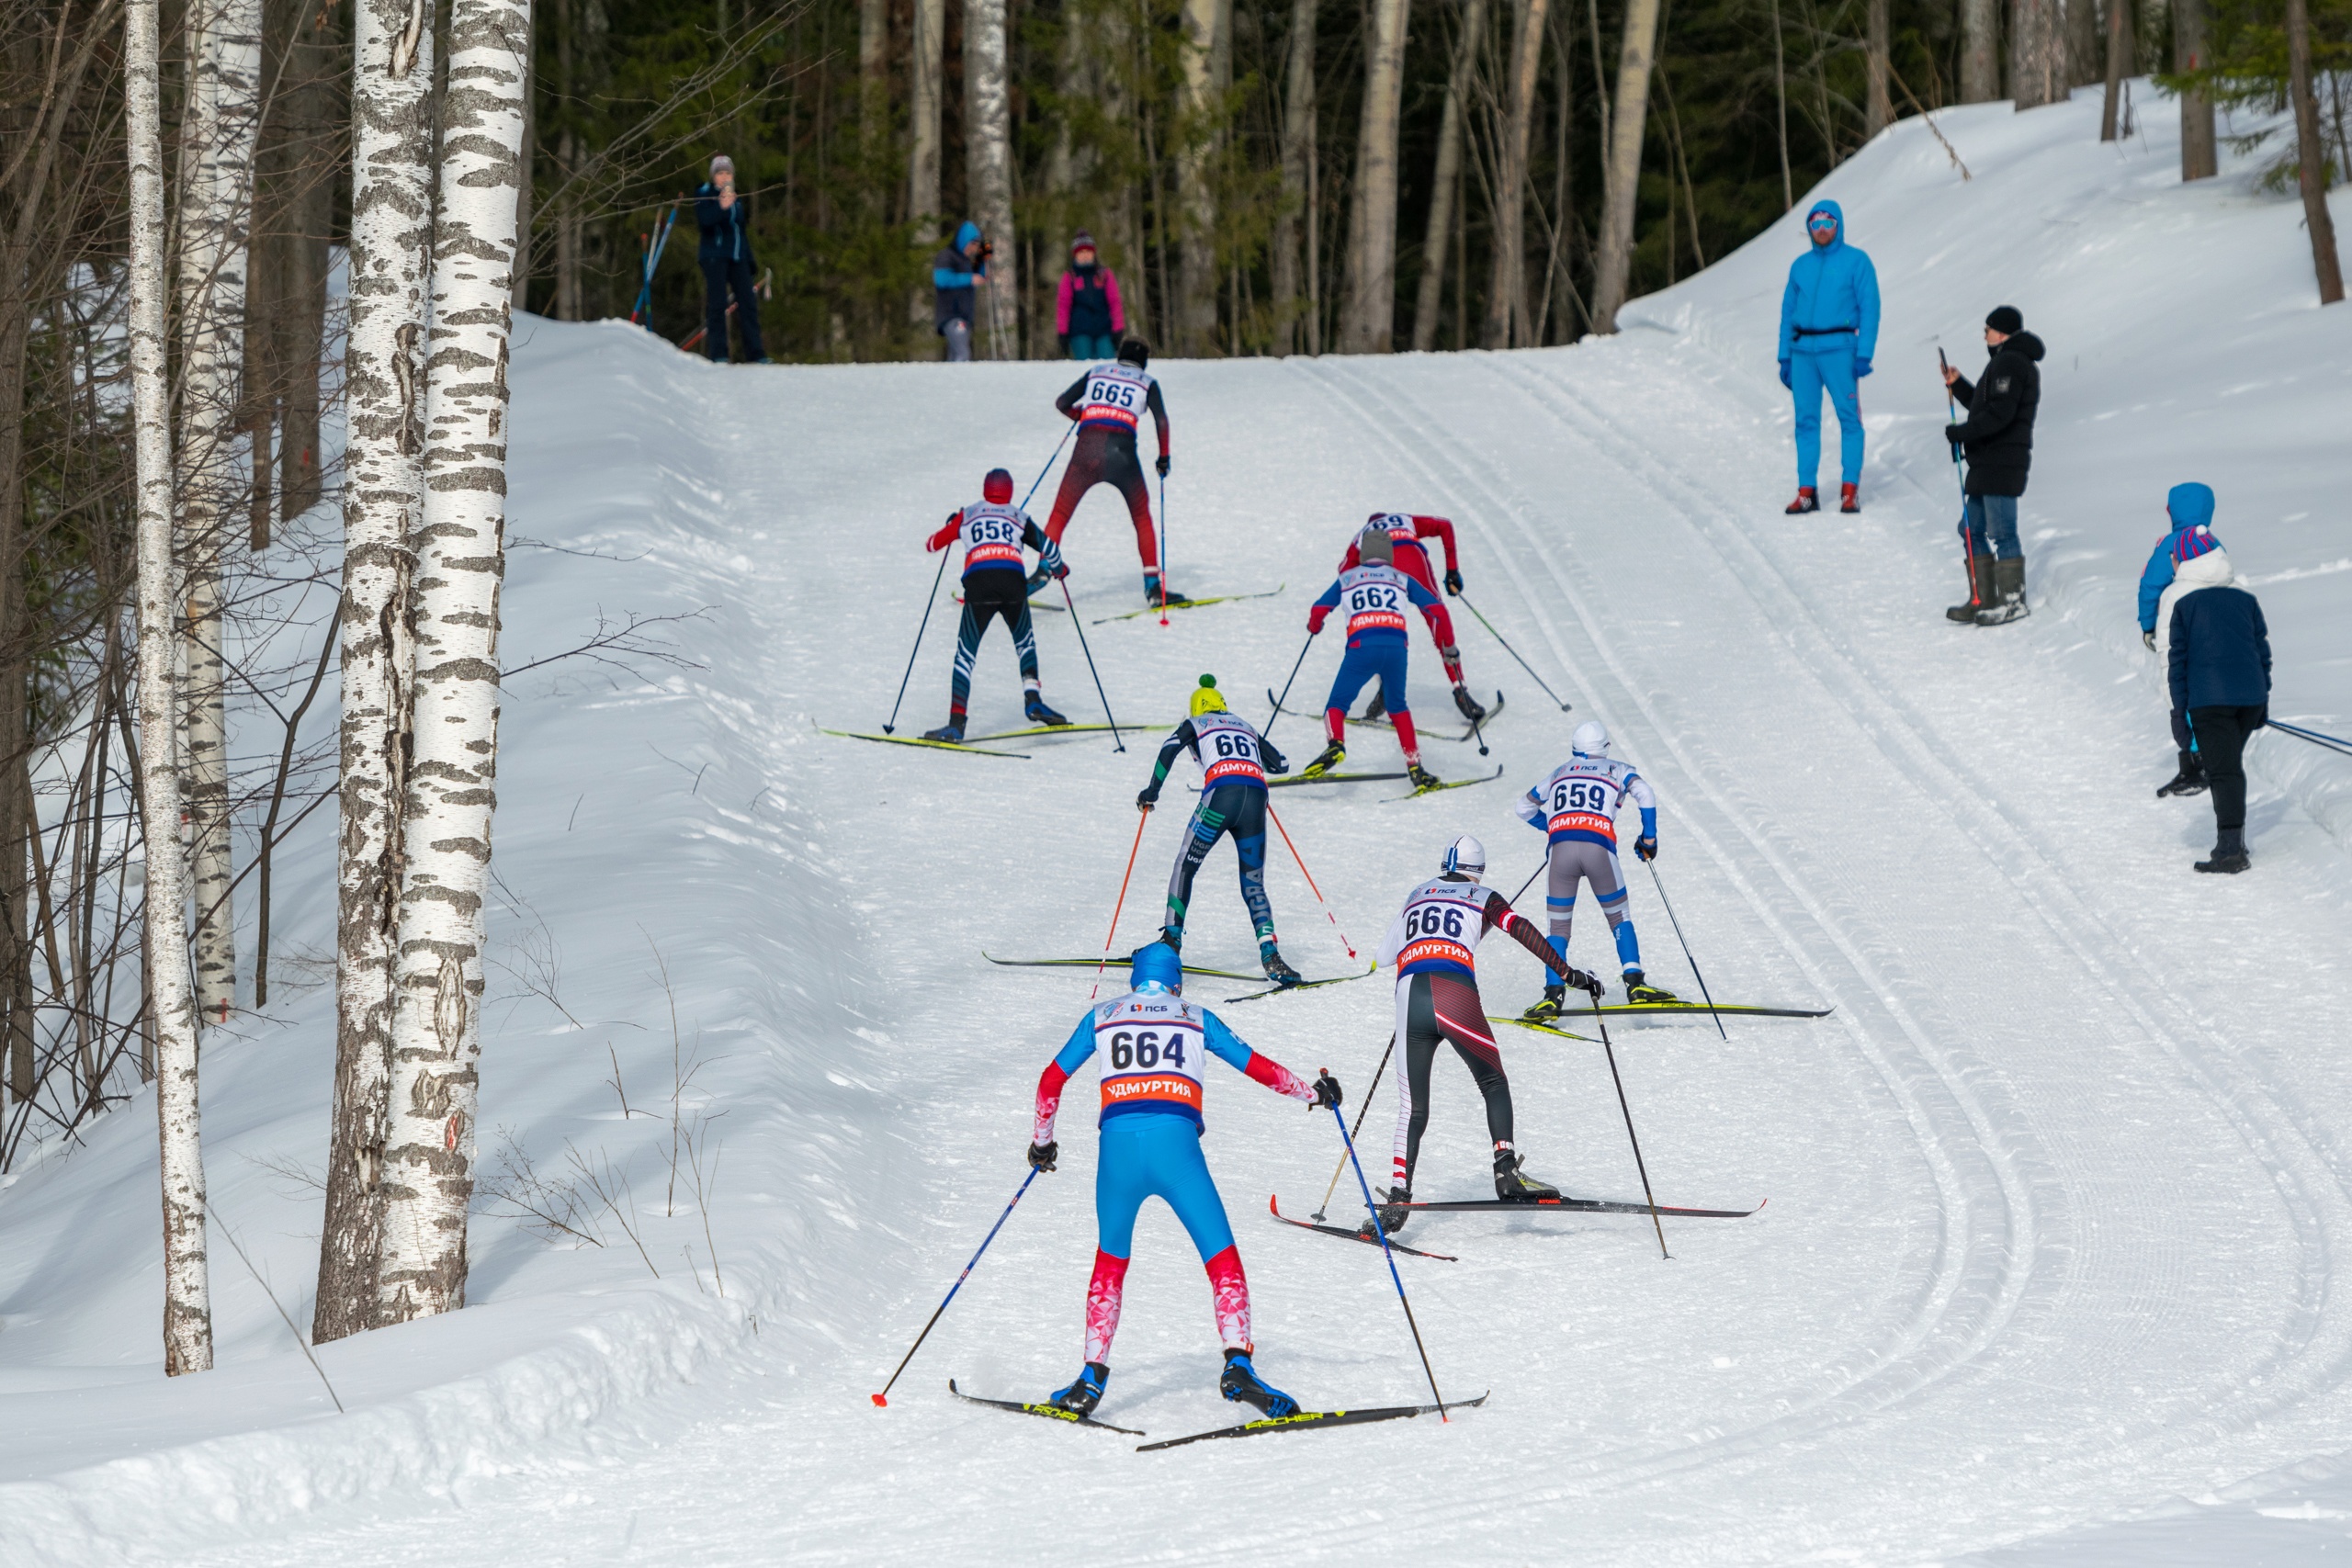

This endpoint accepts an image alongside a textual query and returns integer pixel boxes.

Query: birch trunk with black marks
[129,0,213,1375]
[1412,0,1483,351]
[378,0,526,1325]
[1589,0,1660,331]
[1486,0,1548,347]
[1174,0,1221,353]
[909,0,944,233]
[1339,0,1411,352]
[1961,0,1998,102]
[1272,0,1317,353]
[316,0,435,1345]
[964,0,1017,356]
[1864,0,1891,135]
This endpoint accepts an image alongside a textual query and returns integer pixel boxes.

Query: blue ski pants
[1325,637,1411,719]
[1791,344,1864,488]
[1961,494,2021,561]
[1096,1114,1236,1260]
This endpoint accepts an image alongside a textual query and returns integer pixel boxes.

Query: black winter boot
[2156,751,2209,798]
[2195,828,2250,874]
[1947,555,1995,623]
[1975,558,2030,625]
[1522,985,1567,1021]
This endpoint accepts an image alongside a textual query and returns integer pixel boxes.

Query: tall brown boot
[1946,554,1995,623]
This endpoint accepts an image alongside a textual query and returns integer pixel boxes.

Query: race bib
[961,507,1027,569]
[1396,882,1488,974]
[1544,773,1619,842]
[1095,997,1207,1118]
[1193,712,1267,787]
[1080,369,1148,430]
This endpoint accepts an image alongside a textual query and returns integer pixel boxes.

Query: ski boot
[1360,690,1386,722]
[1623,970,1679,1005]
[1132,927,1182,965]
[1406,761,1443,793]
[1219,1349,1302,1419]
[2156,750,2208,798]
[1453,684,1488,723]
[1522,985,1566,1022]
[2194,829,2250,874]
[1947,555,1995,624]
[921,718,966,743]
[1358,1184,1412,1239]
[1023,692,1070,727]
[1839,481,1860,514]
[1495,1148,1561,1201]
[1260,943,1304,987]
[1784,487,1819,515]
[1975,558,2030,625]
[1143,575,1191,608]
[1047,1361,1109,1416]
[1302,743,1346,779]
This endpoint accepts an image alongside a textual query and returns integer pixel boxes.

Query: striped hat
[2171,525,2222,567]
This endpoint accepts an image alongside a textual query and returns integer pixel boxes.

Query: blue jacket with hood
[932,220,987,332]
[2137,482,2223,634]
[1777,200,1881,364]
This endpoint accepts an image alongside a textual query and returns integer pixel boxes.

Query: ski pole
[1091,808,1151,998]
[1940,348,1976,611]
[872,1165,1041,1406]
[1458,595,1572,712]
[882,547,954,734]
[1510,855,1545,905]
[1310,1031,1394,1222]
[1156,473,1170,626]
[1265,803,1356,958]
[1263,631,1317,740]
[1060,577,1123,751]
[1021,423,1077,513]
[1589,995,1669,1260]
[1644,859,1726,1043]
[1331,1098,1452,1419]
[2268,718,2352,758]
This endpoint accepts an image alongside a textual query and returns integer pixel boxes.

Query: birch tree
[2174,0,2216,179]
[175,0,265,1026]
[2010,0,2064,108]
[1486,0,1549,348]
[1864,0,1891,134]
[128,0,213,1376]
[1961,0,1998,102]
[1339,0,1411,352]
[1589,0,1661,332]
[1272,0,1317,353]
[1412,0,1483,351]
[315,0,435,1346]
[964,0,1017,355]
[378,0,527,1325]
[908,0,944,234]
[1174,0,1221,352]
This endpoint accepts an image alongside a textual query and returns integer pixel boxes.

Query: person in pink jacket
[1056,232,1125,360]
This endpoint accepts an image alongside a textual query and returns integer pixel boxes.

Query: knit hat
[1069,231,1098,258]
[1985,304,2023,333]
[709,153,734,176]
[983,468,1013,504]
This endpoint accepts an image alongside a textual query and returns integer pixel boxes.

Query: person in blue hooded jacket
[694,155,767,364]
[2140,482,2227,799]
[1776,199,1880,514]
[933,220,989,362]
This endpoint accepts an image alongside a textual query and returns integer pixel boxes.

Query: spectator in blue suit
[933,220,990,362]
[1777,198,1879,514]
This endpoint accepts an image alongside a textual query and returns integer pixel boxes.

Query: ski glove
[1155,455,1171,478]
[1136,790,1158,811]
[1573,967,1606,1000]
[1309,1072,1343,1110]
[2143,629,2157,652]
[1634,835,1657,862]
[1306,605,1329,636]
[1443,569,1464,596]
[1778,359,1792,389]
[1854,356,1873,378]
[1437,645,1460,662]
[1028,1140,1058,1172]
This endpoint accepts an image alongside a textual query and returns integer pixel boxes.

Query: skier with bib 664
[1136,676,1301,986]
[1302,526,1460,791]
[1027,942,1341,1419]
[1045,341,1183,608]
[1518,719,1677,1016]
[1362,836,1602,1237]
[1338,512,1488,725]
[921,468,1070,742]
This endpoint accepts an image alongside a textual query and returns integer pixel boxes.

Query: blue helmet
[1130,942,1182,992]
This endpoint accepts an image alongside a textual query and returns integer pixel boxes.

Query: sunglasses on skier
[1807,215,1838,232]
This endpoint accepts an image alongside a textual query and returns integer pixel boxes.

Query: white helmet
[1442,835,1487,879]
[1572,720,1611,757]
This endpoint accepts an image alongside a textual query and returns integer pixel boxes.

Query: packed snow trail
[6,87,2352,1566]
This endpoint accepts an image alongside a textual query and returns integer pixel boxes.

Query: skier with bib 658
[1337,512,1487,725]
[1045,341,1183,607]
[921,468,1069,742]
[1136,676,1301,986]
[1362,836,1601,1237]
[1517,719,1676,1017]
[1027,942,1341,1418]
[1777,199,1880,515]
[1302,526,1459,790]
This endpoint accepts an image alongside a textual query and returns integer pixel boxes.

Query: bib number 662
[1110,1030,1186,1069]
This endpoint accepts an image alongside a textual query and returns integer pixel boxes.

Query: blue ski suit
[1777,200,1880,491]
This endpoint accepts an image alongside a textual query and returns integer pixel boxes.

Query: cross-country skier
[1362,836,1600,1237]
[1337,512,1487,724]
[1777,198,1880,514]
[920,468,1069,742]
[1301,526,1458,791]
[1516,719,1676,1016]
[1043,340,1184,607]
[1027,941,1341,1417]
[1136,675,1301,986]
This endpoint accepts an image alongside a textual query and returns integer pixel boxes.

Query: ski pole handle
[873,1165,1041,1406]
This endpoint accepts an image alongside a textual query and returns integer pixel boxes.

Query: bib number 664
[1110,1030,1187,1069]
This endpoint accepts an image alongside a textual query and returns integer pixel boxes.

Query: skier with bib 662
[1027,942,1340,1419]
[1337,512,1487,725]
[1136,676,1301,986]
[1302,526,1459,791]
[1517,719,1676,1017]
[920,469,1070,742]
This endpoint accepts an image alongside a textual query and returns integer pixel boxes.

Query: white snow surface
[5,85,2351,1565]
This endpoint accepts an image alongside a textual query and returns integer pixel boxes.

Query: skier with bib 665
[1136,676,1301,987]
[1338,512,1488,725]
[1302,526,1459,791]
[1027,942,1341,1418]
[1518,719,1676,1017]
[1362,836,1601,1237]
[921,468,1069,742]
[1045,341,1183,608]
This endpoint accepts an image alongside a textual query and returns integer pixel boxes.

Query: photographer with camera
[933,220,991,362]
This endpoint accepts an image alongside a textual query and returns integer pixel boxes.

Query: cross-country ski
[947,1381,1148,1436]
[1268,1195,1460,1260]
[1135,1393,1490,1451]
[1089,586,1287,626]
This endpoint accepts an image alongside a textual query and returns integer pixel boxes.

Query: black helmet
[1117,339,1149,368]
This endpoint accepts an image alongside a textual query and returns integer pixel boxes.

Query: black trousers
[2188,704,2267,831]
[700,255,766,362]
[1387,972,1513,1191]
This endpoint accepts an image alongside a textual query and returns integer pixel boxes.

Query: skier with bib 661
[1136,676,1301,987]
[1302,526,1459,791]
[1337,512,1488,725]
[1045,341,1183,608]
[1027,942,1341,1419]
[1517,719,1676,1018]
[921,468,1069,742]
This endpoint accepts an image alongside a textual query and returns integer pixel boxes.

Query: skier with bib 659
[1337,512,1487,725]
[1302,526,1459,791]
[1776,199,1880,515]
[1362,836,1601,1237]
[1027,942,1341,1418]
[1136,676,1301,986]
[1045,341,1183,607]
[921,468,1069,742]
[1517,719,1675,1018]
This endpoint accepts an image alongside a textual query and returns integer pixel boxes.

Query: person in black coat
[695,154,766,364]
[2166,561,2271,874]
[1940,306,2044,626]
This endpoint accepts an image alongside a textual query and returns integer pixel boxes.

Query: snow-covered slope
[4,85,2349,1566]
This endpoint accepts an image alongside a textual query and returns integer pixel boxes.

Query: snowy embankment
[4,84,2350,1566]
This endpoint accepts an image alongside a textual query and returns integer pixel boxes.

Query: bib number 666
[1109,1030,1187,1069]
[1404,905,1465,940]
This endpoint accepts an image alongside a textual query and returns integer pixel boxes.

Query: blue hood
[2166,481,2216,530]
[1804,198,1846,254]
[954,220,982,251]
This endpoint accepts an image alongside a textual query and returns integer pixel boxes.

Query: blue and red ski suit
[1307,563,1456,758]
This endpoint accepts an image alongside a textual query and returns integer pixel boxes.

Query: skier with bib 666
[1027,942,1341,1419]
[921,468,1070,742]
[1303,526,1459,790]
[1136,676,1301,986]
[1338,512,1488,725]
[1362,836,1601,1237]
[1045,341,1183,608]
[1518,719,1677,1016]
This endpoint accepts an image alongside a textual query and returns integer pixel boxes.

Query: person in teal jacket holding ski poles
[1777,198,1880,514]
